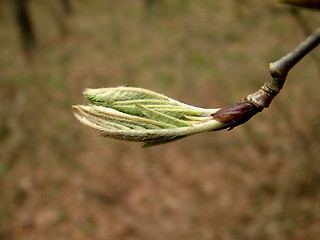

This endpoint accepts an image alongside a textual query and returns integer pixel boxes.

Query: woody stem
[212,27,320,130]
[247,27,320,109]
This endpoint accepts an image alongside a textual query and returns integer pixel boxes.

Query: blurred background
[1,0,320,239]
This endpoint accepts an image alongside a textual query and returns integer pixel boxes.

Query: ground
[1,0,320,239]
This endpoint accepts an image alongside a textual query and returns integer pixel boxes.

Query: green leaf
[84,87,218,119]
[73,87,224,147]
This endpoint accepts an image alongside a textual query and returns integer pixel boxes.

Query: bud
[211,101,262,130]
[73,87,224,147]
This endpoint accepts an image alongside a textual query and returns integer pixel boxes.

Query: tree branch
[212,27,320,129]
[289,8,320,78]
[269,27,320,78]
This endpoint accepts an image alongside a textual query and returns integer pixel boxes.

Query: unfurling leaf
[73,87,224,147]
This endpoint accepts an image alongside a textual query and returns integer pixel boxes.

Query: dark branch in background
[11,0,73,62]
[12,0,36,55]
[145,0,162,13]
[212,27,320,130]
[280,0,320,9]
[61,0,73,15]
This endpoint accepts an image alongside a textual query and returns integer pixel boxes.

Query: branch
[269,27,320,78]
[289,8,320,77]
[212,27,320,129]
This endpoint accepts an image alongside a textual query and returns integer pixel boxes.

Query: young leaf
[83,87,218,118]
[73,87,224,147]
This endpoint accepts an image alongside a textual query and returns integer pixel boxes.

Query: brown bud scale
[211,101,262,130]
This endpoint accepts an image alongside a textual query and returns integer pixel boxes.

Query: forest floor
[1,0,320,239]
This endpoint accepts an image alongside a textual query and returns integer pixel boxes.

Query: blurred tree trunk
[145,0,161,12]
[61,0,72,15]
[12,0,36,54]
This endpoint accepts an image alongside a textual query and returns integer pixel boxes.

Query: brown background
[1,0,320,239]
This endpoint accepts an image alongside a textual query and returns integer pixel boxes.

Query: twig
[269,27,320,79]
[289,8,320,77]
[212,27,320,129]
